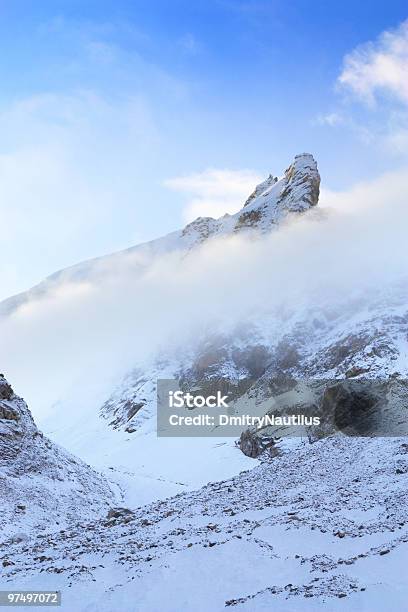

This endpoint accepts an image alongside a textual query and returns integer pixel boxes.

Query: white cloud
[316,20,408,156]
[165,168,263,222]
[338,20,408,106]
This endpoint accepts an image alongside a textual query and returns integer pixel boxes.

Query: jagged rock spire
[279,153,320,210]
[240,153,320,218]
[181,153,321,242]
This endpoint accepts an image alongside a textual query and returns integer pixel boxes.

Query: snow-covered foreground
[2,435,408,611]
[43,403,254,507]
[2,153,408,611]
[0,375,114,545]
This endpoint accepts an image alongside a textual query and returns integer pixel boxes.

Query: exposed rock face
[0,375,114,541]
[0,374,37,463]
[306,378,408,442]
[0,376,13,400]
[238,429,276,458]
[279,153,320,209]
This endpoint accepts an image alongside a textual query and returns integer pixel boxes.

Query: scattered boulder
[107,507,135,520]
[238,429,275,458]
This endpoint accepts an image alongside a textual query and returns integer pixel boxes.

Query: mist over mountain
[1,153,408,610]
[1,153,407,425]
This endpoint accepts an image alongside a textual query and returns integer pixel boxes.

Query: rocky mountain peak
[281,153,320,209]
[230,152,320,233]
[243,153,319,211]
[0,154,321,320]
[180,153,321,243]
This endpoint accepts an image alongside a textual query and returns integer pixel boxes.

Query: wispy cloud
[165,168,262,222]
[317,20,408,156]
[338,20,408,106]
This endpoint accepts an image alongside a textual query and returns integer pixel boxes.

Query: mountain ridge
[0,153,320,318]
[1,152,408,610]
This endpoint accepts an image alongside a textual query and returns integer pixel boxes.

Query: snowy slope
[2,435,408,611]
[1,151,408,611]
[0,375,114,543]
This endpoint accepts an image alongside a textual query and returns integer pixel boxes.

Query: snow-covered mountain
[0,153,324,502]
[0,374,114,543]
[0,153,320,318]
[1,152,407,482]
[1,152,408,610]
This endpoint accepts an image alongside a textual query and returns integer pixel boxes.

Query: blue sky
[1,1,407,298]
